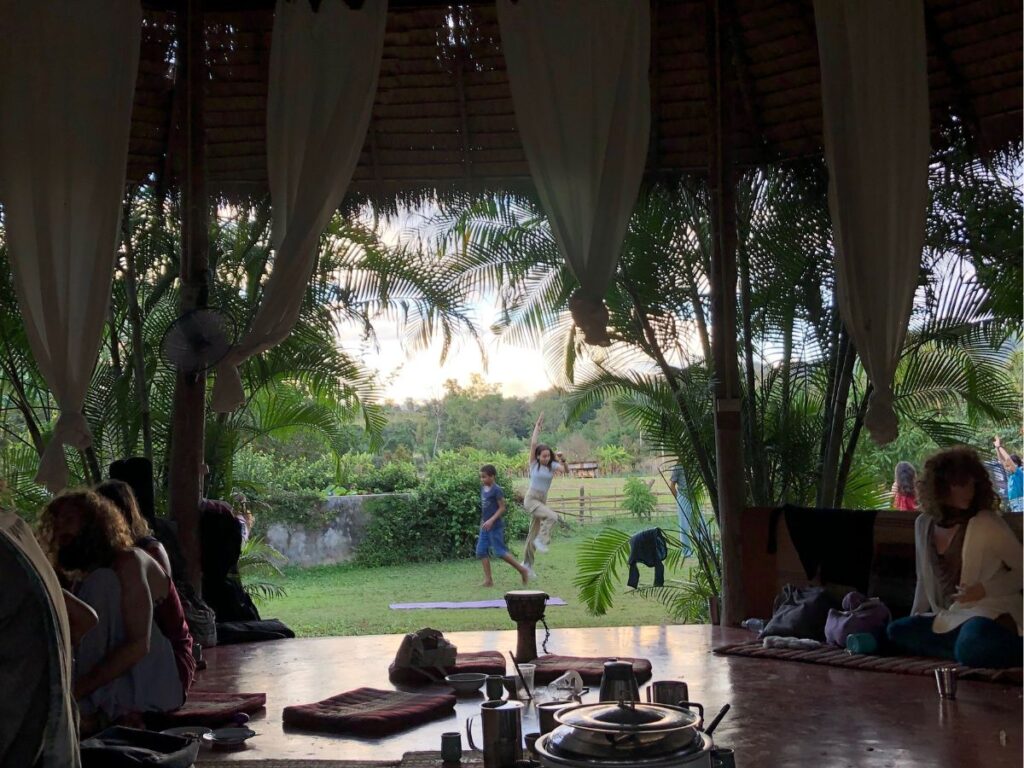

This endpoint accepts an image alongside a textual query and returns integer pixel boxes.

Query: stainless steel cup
[441,731,462,763]
[524,731,540,756]
[502,675,520,701]
[486,675,506,700]
[645,680,689,705]
[935,666,958,700]
[537,700,572,735]
[466,699,524,768]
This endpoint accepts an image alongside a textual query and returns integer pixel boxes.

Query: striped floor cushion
[152,691,267,727]
[283,687,457,736]
[531,655,653,686]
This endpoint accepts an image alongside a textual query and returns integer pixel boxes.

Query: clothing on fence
[627,528,668,589]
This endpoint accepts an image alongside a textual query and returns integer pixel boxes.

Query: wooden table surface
[194,624,1023,767]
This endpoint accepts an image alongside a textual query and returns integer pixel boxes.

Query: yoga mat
[389,597,567,610]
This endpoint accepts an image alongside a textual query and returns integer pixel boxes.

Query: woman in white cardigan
[887,447,1022,668]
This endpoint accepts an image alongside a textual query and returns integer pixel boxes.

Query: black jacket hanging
[627,528,668,588]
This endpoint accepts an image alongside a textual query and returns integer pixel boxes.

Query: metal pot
[535,700,714,767]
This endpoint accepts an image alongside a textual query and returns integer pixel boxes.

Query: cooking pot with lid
[534,700,716,767]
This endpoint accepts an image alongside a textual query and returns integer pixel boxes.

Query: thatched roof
[133,0,1022,199]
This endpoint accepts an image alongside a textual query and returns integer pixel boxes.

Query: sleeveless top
[528,461,561,495]
[137,537,195,693]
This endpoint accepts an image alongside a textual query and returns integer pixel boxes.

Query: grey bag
[760,584,835,641]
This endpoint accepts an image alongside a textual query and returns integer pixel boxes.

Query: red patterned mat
[531,655,653,685]
[714,641,1023,685]
[389,650,505,686]
[151,691,266,727]
[283,687,457,736]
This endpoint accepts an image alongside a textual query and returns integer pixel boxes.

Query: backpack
[80,727,199,768]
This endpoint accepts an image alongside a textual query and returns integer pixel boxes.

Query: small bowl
[445,672,488,695]
[202,726,257,750]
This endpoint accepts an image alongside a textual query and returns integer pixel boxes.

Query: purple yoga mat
[389,597,568,610]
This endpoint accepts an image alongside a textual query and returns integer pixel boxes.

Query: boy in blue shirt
[477,465,530,587]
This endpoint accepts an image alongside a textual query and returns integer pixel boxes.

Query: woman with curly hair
[886,447,1022,668]
[39,490,183,731]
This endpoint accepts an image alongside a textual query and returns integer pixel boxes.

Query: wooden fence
[543,486,679,522]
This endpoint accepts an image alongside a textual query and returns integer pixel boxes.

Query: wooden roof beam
[726,10,772,164]
[923,5,980,143]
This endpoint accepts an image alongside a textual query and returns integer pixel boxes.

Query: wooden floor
[194,625,1022,767]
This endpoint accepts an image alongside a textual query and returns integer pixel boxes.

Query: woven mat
[196,761,396,767]
[399,750,484,767]
[714,641,1023,685]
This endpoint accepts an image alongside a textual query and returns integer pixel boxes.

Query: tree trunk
[0,349,46,457]
[121,200,154,462]
[834,382,872,507]
[817,330,856,508]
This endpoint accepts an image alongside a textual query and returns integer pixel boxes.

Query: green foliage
[238,536,289,604]
[355,451,528,567]
[622,477,657,520]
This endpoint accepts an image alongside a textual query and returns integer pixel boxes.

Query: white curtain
[0,1,142,492]
[212,0,387,412]
[496,0,650,346]
[815,0,930,445]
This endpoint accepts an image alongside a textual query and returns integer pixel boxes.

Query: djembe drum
[505,590,548,663]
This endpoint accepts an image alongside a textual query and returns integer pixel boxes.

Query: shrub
[623,477,657,520]
[356,452,528,567]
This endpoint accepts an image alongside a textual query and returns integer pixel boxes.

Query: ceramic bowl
[445,672,488,695]
[202,726,257,750]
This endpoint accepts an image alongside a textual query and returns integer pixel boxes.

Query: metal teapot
[598,659,640,703]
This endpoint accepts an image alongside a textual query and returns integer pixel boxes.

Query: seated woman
[887,447,1022,668]
[95,479,195,697]
[0,509,92,768]
[39,490,184,731]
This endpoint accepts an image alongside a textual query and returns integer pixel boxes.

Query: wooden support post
[168,0,208,592]
[706,0,746,627]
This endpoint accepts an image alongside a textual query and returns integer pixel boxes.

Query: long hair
[917,446,998,524]
[534,443,554,468]
[95,479,151,541]
[38,489,135,573]
[894,461,917,496]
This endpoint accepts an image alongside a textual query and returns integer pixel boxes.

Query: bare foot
[480,581,494,588]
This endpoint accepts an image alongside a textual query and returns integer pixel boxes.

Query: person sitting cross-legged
[887,447,1023,669]
[39,490,184,733]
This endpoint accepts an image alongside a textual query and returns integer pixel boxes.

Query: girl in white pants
[523,413,565,569]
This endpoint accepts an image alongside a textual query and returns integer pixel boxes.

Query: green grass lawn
[261,514,683,637]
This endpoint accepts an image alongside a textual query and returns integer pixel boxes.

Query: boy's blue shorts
[476,521,508,558]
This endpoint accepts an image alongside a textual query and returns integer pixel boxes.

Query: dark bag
[824,591,892,648]
[216,618,295,645]
[761,584,835,641]
[81,726,199,768]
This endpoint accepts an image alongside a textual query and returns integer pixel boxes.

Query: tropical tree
[0,187,481,517]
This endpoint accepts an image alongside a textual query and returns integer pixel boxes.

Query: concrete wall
[264,493,405,567]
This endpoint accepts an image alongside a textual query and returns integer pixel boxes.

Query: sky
[342,298,554,402]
